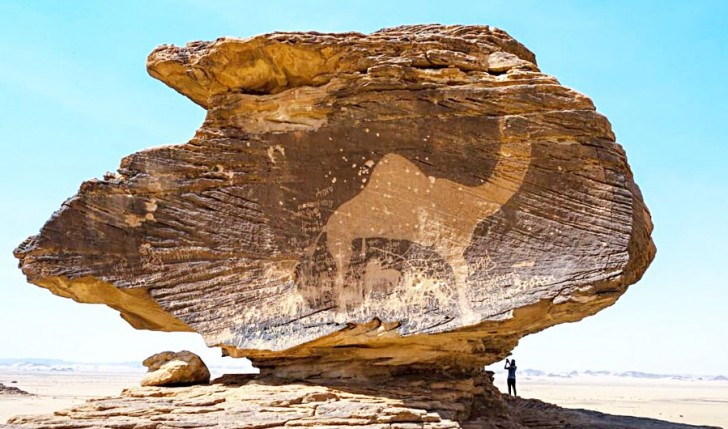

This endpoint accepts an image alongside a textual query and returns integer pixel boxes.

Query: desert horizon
[2,359,726,427]
[3,357,728,382]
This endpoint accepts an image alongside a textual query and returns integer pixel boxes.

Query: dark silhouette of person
[505,358,517,396]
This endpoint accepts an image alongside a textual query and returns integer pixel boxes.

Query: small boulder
[140,350,210,387]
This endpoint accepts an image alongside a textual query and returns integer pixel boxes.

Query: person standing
[505,358,517,396]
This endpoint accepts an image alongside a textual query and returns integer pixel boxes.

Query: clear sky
[1,0,726,375]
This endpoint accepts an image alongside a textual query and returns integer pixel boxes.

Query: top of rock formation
[148,24,537,108]
[14,24,654,379]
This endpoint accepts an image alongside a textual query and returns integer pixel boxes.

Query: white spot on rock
[125,214,143,227]
[145,199,158,212]
[267,145,285,164]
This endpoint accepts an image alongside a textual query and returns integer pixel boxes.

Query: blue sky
[1,0,726,374]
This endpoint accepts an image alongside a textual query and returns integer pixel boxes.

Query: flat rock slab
[5,375,717,429]
[14,24,655,373]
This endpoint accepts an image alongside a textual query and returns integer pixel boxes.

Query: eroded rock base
[5,372,718,429]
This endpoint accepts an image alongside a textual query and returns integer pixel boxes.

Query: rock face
[140,350,210,387]
[5,373,718,429]
[14,24,655,377]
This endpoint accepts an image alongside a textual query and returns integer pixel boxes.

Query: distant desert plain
[0,360,725,428]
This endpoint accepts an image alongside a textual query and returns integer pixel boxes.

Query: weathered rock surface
[5,373,717,429]
[14,24,655,376]
[0,383,33,396]
[140,350,210,387]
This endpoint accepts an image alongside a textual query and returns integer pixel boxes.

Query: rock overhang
[15,24,655,377]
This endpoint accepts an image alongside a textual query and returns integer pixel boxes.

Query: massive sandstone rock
[14,24,654,377]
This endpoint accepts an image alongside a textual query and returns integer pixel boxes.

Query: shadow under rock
[212,371,722,429]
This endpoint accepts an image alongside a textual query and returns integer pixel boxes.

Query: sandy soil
[500,374,728,428]
[2,369,726,428]
[0,369,142,421]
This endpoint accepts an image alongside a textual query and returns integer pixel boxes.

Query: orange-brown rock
[140,350,210,387]
[14,24,655,378]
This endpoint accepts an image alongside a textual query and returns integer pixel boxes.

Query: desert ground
[501,373,728,428]
[0,367,141,421]
[1,367,726,428]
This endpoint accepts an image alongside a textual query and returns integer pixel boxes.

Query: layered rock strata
[5,373,717,429]
[14,24,655,377]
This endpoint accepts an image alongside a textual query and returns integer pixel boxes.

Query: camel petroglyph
[321,140,531,325]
